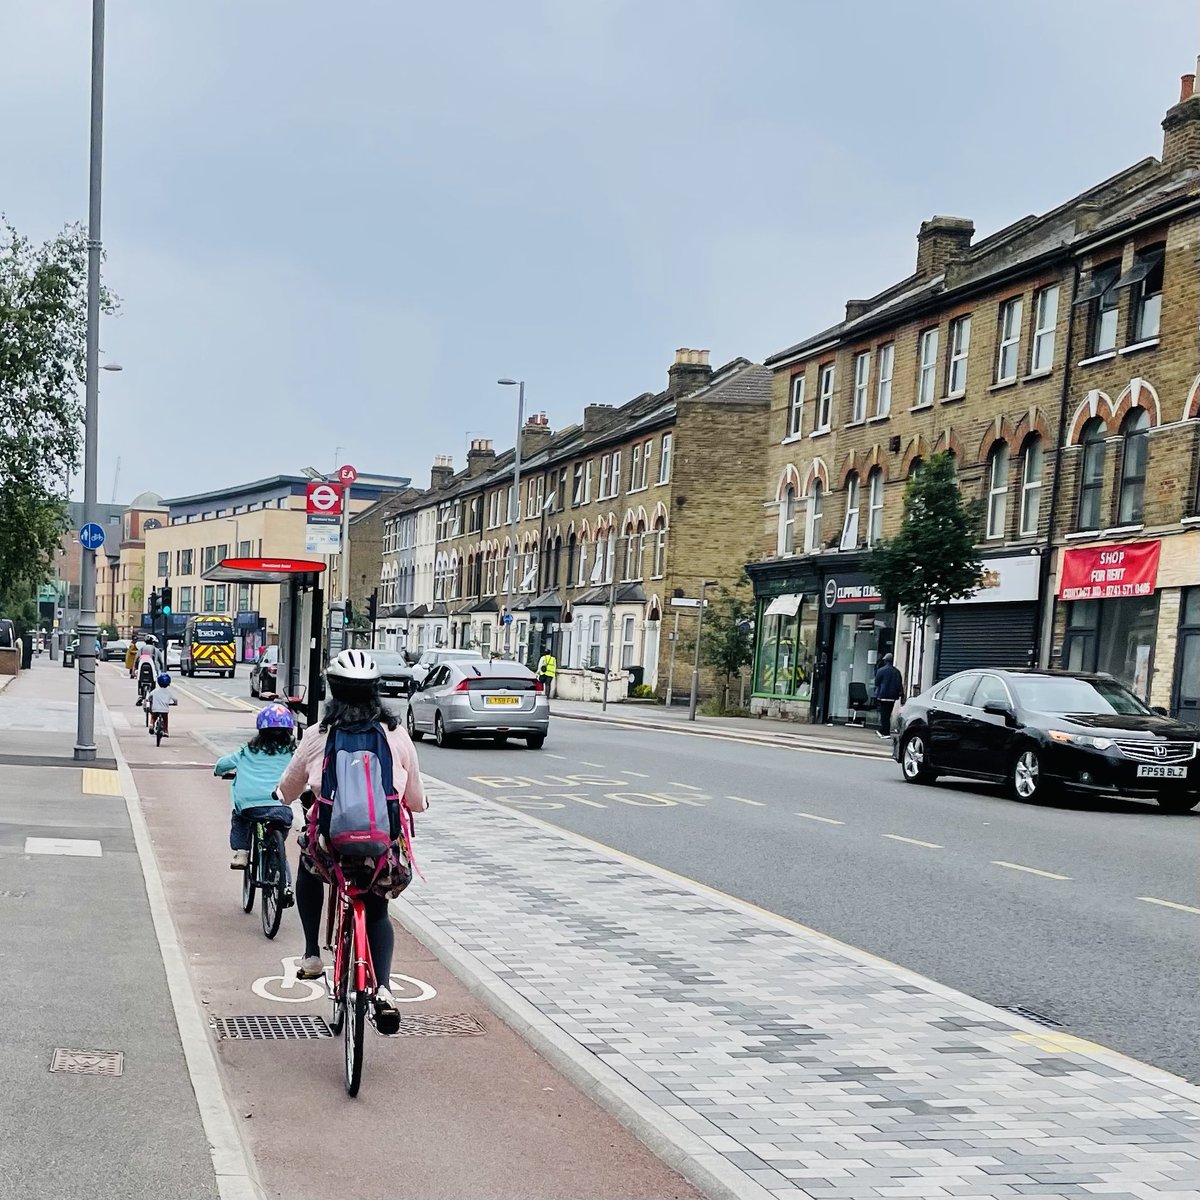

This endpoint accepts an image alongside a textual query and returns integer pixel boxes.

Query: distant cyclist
[275,649,427,1033]
[135,639,162,705]
[143,672,178,734]
[214,704,297,870]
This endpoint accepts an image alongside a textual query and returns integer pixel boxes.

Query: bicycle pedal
[282,889,295,908]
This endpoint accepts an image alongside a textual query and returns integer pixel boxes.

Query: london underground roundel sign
[306,482,342,515]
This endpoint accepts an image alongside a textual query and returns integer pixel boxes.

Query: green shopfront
[747,553,895,725]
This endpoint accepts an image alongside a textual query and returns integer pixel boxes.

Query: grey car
[405,659,549,748]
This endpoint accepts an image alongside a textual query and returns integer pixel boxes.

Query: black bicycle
[152,711,166,747]
[222,772,294,938]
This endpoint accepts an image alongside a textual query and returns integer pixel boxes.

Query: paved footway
[397,777,1200,1200]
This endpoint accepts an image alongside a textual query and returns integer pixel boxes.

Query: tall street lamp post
[74,0,107,761]
[497,378,525,656]
[687,579,717,723]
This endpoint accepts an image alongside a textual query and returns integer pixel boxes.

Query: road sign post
[336,465,357,609]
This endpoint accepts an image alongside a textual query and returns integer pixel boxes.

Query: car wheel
[1156,792,1200,814]
[406,707,424,742]
[900,732,937,784]
[250,677,258,698]
[525,734,546,750]
[434,712,454,748]
[1009,747,1046,802]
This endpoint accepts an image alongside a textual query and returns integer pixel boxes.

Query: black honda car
[893,669,1200,813]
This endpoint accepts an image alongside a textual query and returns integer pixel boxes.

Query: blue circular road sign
[79,522,106,551]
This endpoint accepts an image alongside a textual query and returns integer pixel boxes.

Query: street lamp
[74,0,108,761]
[687,579,718,723]
[498,378,526,656]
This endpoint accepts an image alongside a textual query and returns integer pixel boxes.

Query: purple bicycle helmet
[256,702,295,731]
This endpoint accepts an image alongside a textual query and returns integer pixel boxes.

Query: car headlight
[1047,730,1114,751]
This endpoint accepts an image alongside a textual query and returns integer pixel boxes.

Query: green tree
[865,452,984,683]
[0,218,110,603]
[700,577,755,711]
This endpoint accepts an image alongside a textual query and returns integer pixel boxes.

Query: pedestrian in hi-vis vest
[537,650,557,698]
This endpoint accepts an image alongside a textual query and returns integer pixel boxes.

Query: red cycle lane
[99,667,696,1200]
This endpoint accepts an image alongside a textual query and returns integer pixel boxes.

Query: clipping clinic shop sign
[822,575,885,612]
[1058,541,1161,601]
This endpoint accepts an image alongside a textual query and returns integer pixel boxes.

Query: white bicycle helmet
[326,648,379,682]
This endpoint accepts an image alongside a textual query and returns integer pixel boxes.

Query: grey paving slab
[399,777,1200,1200]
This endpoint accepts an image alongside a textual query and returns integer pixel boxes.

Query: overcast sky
[5,1,1198,504]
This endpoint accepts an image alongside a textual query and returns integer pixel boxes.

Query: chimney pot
[667,347,713,396]
[1182,74,1196,102]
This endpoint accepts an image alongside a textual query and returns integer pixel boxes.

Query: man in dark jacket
[873,652,904,738]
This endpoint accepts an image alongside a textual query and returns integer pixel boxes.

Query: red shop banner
[1058,540,1161,601]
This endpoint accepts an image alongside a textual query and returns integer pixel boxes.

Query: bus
[181,614,236,678]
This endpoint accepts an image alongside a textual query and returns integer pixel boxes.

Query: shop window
[1018,435,1043,536]
[866,469,884,546]
[778,485,797,555]
[985,442,1009,540]
[804,481,823,552]
[1076,418,1106,531]
[753,595,815,699]
[1117,407,1150,525]
[1062,594,1159,700]
[839,473,860,550]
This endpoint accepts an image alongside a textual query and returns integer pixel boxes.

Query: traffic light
[366,590,378,624]
[344,599,353,626]
[149,588,161,619]
[160,586,173,617]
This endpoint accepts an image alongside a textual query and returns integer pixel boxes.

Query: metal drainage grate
[393,1013,485,1037]
[51,1048,124,1076]
[213,1015,332,1040]
[1001,1005,1064,1029]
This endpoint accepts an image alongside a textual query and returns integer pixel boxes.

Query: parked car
[102,637,131,662]
[249,645,279,698]
[406,659,548,748]
[893,668,1200,813]
[165,640,182,670]
[372,650,414,697]
[406,648,486,693]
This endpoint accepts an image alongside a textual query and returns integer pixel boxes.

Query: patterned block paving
[405,780,1200,1199]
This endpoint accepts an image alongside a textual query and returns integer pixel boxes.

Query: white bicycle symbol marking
[251,956,437,1004]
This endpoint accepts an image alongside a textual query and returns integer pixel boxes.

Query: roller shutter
[934,602,1038,682]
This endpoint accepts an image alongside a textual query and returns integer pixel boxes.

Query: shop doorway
[827,612,895,722]
[1173,588,1200,724]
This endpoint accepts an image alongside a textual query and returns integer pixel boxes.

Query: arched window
[908,457,923,479]
[1019,435,1043,536]
[624,522,638,579]
[651,517,667,578]
[1118,407,1150,525]
[778,484,797,555]
[567,532,577,585]
[866,468,884,546]
[986,442,1009,540]
[839,473,860,550]
[552,536,563,589]
[633,520,647,579]
[805,480,823,552]
[605,528,616,583]
[1077,418,1107,531]
[451,554,462,600]
[576,536,589,586]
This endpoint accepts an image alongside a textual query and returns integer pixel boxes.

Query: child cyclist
[143,672,178,734]
[214,704,298,870]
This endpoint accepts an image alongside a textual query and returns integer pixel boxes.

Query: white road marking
[621,770,649,778]
[173,683,218,710]
[727,795,766,807]
[668,782,704,791]
[25,837,102,857]
[1138,896,1200,916]
[883,833,943,849]
[992,860,1071,881]
[795,811,843,824]
[581,761,606,768]
[544,753,567,760]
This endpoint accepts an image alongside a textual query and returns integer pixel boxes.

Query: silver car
[405,659,549,749]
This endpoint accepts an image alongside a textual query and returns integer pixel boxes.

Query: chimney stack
[916,216,974,277]
[667,347,713,397]
[467,438,496,477]
[430,455,454,490]
[520,412,553,459]
[1162,62,1200,169]
[583,404,619,433]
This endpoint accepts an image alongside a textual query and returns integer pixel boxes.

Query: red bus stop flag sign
[1058,540,1161,601]
[306,482,342,515]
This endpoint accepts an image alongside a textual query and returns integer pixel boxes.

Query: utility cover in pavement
[51,1048,124,1076]
[392,1014,485,1037]
[213,1015,332,1040]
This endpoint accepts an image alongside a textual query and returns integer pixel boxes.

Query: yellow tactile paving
[81,768,122,796]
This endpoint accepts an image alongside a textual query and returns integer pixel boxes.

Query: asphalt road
[394,701,1200,1085]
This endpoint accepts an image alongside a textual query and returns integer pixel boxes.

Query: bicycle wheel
[344,986,367,1098]
[241,830,257,913]
[328,903,349,1035]
[260,830,286,938]
[155,717,164,747]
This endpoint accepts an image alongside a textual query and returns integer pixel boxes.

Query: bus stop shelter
[201,556,326,727]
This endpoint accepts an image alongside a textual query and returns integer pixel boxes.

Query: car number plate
[485,696,520,706]
[1136,764,1187,779]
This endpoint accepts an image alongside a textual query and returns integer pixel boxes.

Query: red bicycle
[323,861,381,1097]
